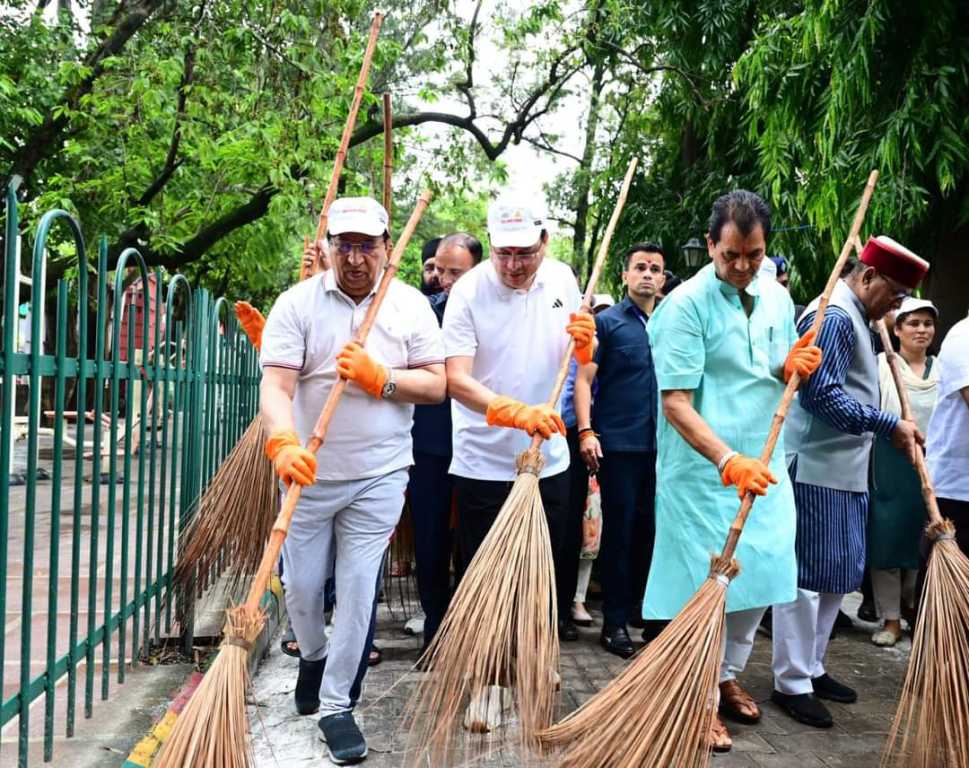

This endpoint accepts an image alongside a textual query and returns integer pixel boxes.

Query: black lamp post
[680,236,707,273]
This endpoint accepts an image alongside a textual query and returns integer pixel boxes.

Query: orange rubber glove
[783,329,822,383]
[335,341,388,399]
[721,454,778,499]
[235,301,265,351]
[265,430,317,486]
[486,395,566,439]
[567,312,596,365]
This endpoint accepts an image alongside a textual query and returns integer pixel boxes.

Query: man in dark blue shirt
[409,233,482,652]
[574,242,665,658]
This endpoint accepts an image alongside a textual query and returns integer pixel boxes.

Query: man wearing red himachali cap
[771,235,929,729]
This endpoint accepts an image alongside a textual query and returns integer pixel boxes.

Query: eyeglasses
[878,274,911,302]
[331,239,382,257]
[491,245,542,262]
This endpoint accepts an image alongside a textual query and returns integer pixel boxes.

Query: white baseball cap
[327,197,389,238]
[895,297,938,322]
[592,293,615,309]
[487,194,547,249]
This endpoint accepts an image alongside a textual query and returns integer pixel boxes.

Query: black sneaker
[771,691,833,728]
[812,673,857,703]
[318,711,368,765]
[600,625,635,659]
[559,617,579,642]
[295,657,325,715]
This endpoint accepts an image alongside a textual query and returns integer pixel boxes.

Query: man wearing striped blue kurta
[771,236,929,729]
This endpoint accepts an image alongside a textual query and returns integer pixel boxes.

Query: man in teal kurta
[642,190,822,752]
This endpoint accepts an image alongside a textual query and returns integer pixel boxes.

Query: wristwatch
[381,367,397,399]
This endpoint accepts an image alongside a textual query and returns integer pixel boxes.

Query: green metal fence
[1,181,261,765]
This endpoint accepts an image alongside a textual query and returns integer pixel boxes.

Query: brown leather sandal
[709,714,732,753]
[719,679,762,724]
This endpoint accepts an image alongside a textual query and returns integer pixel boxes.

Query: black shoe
[812,673,857,703]
[295,657,325,715]
[771,691,833,728]
[318,711,368,764]
[600,625,635,659]
[559,618,579,642]
[858,600,878,623]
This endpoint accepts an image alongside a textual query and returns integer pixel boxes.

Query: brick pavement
[247,591,912,768]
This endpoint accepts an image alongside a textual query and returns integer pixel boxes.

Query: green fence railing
[0,181,261,766]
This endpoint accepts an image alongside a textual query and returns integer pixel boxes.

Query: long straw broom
[404,158,639,766]
[172,13,385,592]
[537,169,881,768]
[874,321,969,767]
[155,189,433,768]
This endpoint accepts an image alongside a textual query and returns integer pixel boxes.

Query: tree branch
[134,42,195,207]
[100,41,583,272]
[4,0,170,190]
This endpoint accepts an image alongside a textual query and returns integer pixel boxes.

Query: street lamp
[680,236,707,272]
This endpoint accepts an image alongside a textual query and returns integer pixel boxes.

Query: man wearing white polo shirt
[260,196,446,765]
[444,193,596,650]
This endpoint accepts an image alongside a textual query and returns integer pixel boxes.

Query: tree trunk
[926,221,969,343]
[571,60,606,274]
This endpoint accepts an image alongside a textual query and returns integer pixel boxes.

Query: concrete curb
[121,576,287,767]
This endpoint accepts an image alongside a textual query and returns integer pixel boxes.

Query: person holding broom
[642,190,823,753]
[408,232,482,653]
[443,192,596,731]
[772,235,928,729]
[260,196,446,764]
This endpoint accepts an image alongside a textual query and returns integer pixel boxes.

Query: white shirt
[926,316,969,502]
[260,270,444,481]
[444,258,581,480]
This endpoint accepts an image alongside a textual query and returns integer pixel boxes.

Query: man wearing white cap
[772,235,928,729]
[260,196,446,764]
[443,193,596,688]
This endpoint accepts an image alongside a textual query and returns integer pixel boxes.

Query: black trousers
[407,451,454,647]
[916,496,969,615]
[454,470,572,618]
[561,426,590,611]
[597,450,657,628]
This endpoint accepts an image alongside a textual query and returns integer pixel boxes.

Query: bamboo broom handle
[383,93,393,219]
[874,320,943,525]
[720,169,879,560]
[313,13,385,246]
[525,157,639,454]
[244,189,433,610]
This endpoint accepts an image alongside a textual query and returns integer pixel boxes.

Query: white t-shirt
[926,316,969,502]
[444,258,581,480]
[260,270,444,481]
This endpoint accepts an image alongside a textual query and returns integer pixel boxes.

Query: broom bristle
[881,526,969,768]
[155,605,264,768]
[403,463,559,766]
[537,557,738,768]
[174,415,277,594]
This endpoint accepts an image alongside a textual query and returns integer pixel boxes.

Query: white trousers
[573,559,593,604]
[280,469,407,715]
[871,568,916,622]
[720,607,766,684]
[771,589,843,695]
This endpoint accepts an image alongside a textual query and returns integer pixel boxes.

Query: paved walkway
[247,591,911,767]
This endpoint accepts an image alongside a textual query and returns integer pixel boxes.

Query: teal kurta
[643,263,799,619]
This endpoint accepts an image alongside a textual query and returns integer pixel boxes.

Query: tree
[1,0,591,305]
